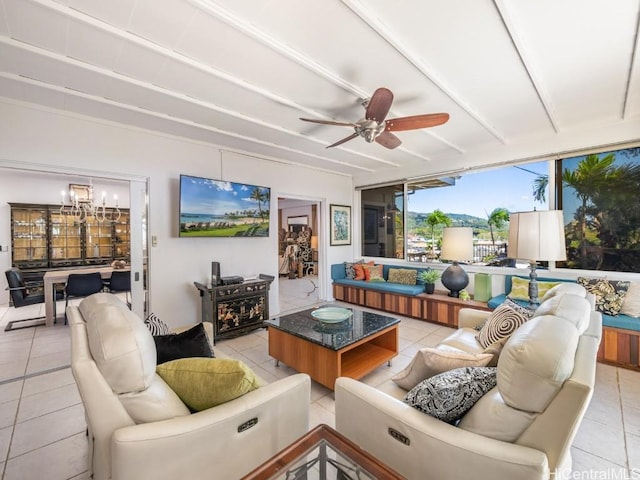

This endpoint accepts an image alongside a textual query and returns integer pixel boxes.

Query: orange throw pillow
[353,261,374,281]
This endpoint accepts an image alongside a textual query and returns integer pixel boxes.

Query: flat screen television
[179,174,270,237]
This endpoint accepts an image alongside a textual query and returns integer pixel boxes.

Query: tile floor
[0,278,638,479]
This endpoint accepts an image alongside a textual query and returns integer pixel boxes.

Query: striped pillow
[144,313,171,336]
[475,304,529,349]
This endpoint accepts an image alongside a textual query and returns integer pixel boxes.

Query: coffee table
[265,305,399,390]
[242,424,405,479]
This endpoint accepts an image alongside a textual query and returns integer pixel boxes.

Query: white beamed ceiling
[1,0,639,185]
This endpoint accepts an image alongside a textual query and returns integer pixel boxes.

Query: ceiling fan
[300,87,449,149]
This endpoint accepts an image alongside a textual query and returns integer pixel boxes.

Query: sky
[180,175,270,215]
[407,161,549,218]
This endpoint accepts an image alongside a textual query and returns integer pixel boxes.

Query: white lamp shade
[440,227,474,262]
[508,210,567,261]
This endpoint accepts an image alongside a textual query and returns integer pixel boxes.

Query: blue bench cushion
[489,276,640,332]
[602,313,640,331]
[331,263,429,297]
[332,278,425,296]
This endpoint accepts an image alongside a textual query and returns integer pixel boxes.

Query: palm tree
[425,210,451,256]
[250,187,268,221]
[487,207,510,253]
[533,175,548,203]
[562,153,615,267]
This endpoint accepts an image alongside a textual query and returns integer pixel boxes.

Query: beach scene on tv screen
[179,176,270,237]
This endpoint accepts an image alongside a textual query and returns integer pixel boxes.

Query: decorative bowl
[311,307,353,323]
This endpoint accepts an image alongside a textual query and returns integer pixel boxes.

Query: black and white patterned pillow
[475,303,529,349]
[344,260,364,280]
[144,313,171,335]
[577,277,631,315]
[503,298,535,319]
[404,367,497,423]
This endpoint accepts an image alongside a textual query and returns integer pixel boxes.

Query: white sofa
[68,293,311,480]
[335,285,602,480]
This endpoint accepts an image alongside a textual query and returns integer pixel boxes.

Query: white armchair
[69,293,310,480]
[335,291,601,480]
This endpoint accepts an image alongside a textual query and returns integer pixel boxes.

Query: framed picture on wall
[330,204,351,246]
[69,184,93,203]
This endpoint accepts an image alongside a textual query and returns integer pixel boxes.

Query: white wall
[0,100,354,327]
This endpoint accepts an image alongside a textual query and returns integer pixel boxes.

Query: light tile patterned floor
[0,281,638,479]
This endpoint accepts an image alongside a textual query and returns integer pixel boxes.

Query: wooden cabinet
[194,275,274,342]
[9,203,131,288]
[333,284,491,327]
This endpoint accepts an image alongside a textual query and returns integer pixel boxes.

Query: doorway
[0,163,149,319]
[277,196,321,314]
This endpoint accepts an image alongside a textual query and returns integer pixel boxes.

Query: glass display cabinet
[9,203,131,292]
[10,205,48,269]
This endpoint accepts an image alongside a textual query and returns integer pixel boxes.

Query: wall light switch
[151,235,158,247]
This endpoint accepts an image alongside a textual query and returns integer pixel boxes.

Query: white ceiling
[1,0,639,186]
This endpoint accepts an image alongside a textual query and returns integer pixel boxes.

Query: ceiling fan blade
[385,113,450,132]
[375,131,402,149]
[299,118,358,128]
[365,88,394,122]
[326,132,359,148]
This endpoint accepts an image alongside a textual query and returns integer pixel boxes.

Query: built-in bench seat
[331,263,426,296]
[331,263,492,327]
[490,275,640,370]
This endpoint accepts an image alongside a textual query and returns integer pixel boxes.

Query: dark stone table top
[265,304,400,351]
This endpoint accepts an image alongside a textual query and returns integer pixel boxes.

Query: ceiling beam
[191,0,456,158]
[622,7,640,119]
[341,0,506,145]
[493,0,559,133]
[11,0,411,168]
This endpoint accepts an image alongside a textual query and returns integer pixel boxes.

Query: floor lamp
[440,227,474,297]
[507,210,567,306]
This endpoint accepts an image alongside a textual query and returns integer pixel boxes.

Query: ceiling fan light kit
[300,87,449,149]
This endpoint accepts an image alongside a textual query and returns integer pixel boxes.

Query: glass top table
[265,305,400,390]
[242,424,405,479]
[265,305,400,351]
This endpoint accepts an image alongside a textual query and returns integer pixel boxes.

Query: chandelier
[60,182,121,223]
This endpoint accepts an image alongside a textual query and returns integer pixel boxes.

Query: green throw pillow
[156,358,261,411]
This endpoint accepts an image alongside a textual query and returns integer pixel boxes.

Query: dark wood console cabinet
[194,274,274,342]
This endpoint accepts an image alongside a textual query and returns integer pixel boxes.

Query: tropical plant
[418,269,441,284]
[562,153,615,267]
[250,187,268,221]
[425,209,451,255]
[533,174,548,203]
[486,207,510,253]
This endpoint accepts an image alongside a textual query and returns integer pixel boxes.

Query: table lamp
[440,227,474,297]
[507,210,567,306]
